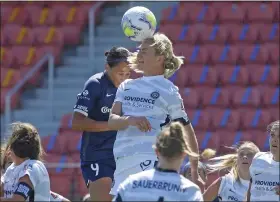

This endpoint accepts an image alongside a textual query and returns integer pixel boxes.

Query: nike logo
[106,93,114,97]
[124,88,130,91]
[255,172,262,176]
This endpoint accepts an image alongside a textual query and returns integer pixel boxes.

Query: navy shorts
[81,158,116,187]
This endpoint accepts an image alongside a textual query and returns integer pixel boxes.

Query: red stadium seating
[240,108,271,130]
[232,87,262,108]
[179,87,200,109]
[3,25,35,45]
[41,134,68,154]
[200,87,230,108]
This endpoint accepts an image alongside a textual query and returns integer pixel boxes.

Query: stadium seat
[196,131,220,151]
[49,175,73,198]
[248,64,279,86]
[0,88,21,113]
[239,44,269,64]
[244,130,268,150]
[182,2,208,23]
[187,109,211,130]
[3,25,34,45]
[188,65,218,86]
[232,87,262,108]
[182,45,209,64]
[11,46,37,68]
[64,131,82,154]
[246,3,274,22]
[75,169,88,197]
[36,46,62,64]
[42,134,68,154]
[264,43,279,65]
[200,87,230,108]
[159,24,183,42]
[257,23,279,42]
[160,6,176,24]
[1,68,20,88]
[217,65,250,86]
[33,26,64,47]
[262,87,279,107]
[179,87,200,109]
[1,47,16,68]
[59,113,73,131]
[1,5,29,25]
[225,24,259,43]
[240,108,271,129]
[217,3,246,23]
[173,68,188,87]
[269,107,279,121]
[28,6,57,26]
[206,44,240,64]
[209,108,241,131]
[57,25,81,45]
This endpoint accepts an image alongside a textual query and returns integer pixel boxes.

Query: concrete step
[23,99,75,110]
[35,88,80,100]
[96,27,123,36]
[64,56,91,66]
[102,15,123,24]
[53,79,85,88]
[56,66,95,77]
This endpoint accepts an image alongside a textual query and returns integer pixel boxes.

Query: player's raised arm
[72,78,111,132]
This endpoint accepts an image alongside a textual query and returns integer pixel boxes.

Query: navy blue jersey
[73,72,117,162]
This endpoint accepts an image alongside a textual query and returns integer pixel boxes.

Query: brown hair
[128,33,184,78]
[5,122,45,161]
[153,122,198,159]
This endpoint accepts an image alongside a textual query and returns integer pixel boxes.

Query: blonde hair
[207,142,260,181]
[153,122,198,159]
[267,120,279,134]
[201,148,216,161]
[128,33,184,78]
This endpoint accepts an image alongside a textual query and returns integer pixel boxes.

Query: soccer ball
[121,6,157,42]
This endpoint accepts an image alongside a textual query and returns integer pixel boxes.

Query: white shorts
[110,155,158,196]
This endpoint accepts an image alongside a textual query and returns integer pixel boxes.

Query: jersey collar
[155,167,178,173]
[104,71,115,87]
[142,75,164,81]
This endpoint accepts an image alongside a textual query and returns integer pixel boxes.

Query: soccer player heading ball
[113,122,203,201]
[108,32,202,196]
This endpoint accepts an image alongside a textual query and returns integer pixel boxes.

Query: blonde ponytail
[164,55,184,78]
[201,148,216,161]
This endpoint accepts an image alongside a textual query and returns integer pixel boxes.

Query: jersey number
[91,163,99,176]
[158,197,164,202]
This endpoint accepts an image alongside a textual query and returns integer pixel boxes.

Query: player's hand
[127,116,151,132]
[192,176,205,192]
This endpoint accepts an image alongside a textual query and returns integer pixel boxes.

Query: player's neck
[272,154,280,162]
[157,160,181,172]
[143,67,164,77]
[14,157,29,166]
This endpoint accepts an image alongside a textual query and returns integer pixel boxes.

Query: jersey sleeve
[50,191,64,202]
[249,152,263,177]
[113,176,132,201]
[218,176,226,196]
[114,81,126,103]
[167,89,189,125]
[73,78,101,117]
[191,189,203,201]
[18,163,39,189]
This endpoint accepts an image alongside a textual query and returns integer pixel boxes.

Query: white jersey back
[114,75,189,159]
[249,152,280,201]
[1,159,50,201]
[114,168,203,201]
[218,172,249,201]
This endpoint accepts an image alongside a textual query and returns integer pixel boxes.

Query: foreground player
[113,122,203,201]
[1,144,70,202]
[203,142,260,202]
[108,33,201,196]
[246,120,280,201]
[72,47,131,201]
[0,122,51,201]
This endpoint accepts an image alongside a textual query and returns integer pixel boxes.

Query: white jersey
[249,152,280,201]
[113,75,189,159]
[113,168,203,201]
[218,172,249,201]
[1,159,51,201]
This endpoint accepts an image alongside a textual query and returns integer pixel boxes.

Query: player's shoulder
[161,78,179,94]
[221,172,235,184]
[86,72,104,85]
[253,151,272,161]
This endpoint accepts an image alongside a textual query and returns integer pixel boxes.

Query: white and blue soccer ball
[121,6,157,42]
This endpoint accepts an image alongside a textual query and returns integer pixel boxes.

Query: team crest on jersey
[82,90,89,96]
[24,164,33,171]
[150,91,160,99]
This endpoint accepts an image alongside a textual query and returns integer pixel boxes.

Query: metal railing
[4,54,54,131]
[88,2,104,63]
